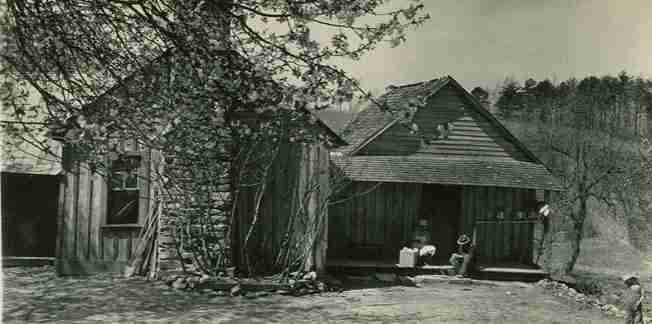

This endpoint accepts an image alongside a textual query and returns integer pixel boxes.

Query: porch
[328,182,548,275]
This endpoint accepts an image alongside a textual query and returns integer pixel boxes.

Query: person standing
[623,274,645,324]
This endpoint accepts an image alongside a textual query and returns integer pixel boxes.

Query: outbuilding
[328,76,561,273]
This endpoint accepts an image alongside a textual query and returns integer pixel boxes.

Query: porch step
[2,257,55,267]
[475,266,549,282]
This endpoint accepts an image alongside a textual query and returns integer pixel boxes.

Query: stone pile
[535,279,625,318]
[164,270,343,298]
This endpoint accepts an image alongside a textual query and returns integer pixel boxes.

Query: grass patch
[570,237,652,312]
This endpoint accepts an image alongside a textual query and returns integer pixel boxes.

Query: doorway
[420,184,461,263]
[1,173,60,257]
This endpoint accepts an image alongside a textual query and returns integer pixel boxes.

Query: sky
[333,0,652,94]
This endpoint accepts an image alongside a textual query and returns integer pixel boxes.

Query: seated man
[449,234,475,277]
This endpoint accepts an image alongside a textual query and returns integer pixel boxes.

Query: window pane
[107,190,139,224]
[113,156,140,171]
[124,172,138,189]
[110,172,125,190]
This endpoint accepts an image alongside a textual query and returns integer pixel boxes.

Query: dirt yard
[2,266,620,324]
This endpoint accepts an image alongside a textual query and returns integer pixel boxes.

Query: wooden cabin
[329,76,561,271]
[49,48,347,276]
[54,113,345,276]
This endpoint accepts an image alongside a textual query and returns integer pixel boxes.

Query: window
[436,122,454,139]
[107,155,141,224]
[424,122,454,143]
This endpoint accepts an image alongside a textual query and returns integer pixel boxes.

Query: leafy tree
[495,78,522,119]
[508,74,651,273]
[0,0,429,275]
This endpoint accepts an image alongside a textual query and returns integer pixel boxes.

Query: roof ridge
[386,77,442,90]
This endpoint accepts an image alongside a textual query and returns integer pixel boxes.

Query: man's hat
[538,203,551,217]
[457,234,471,245]
[622,273,638,282]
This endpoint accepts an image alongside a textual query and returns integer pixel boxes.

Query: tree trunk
[565,196,587,273]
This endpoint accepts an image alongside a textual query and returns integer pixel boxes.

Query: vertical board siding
[329,183,539,266]
[469,186,538,265]
[118,234,129,261]
[485,186,495,261]
[234,141,332,272]
[503,188,513,260]
[56,177,66,262]
[138,148,151,224]
[58,143,155,274]
[89,173,103,260]
[328,182,422,260]
[77,164,90,260]
[492,187,503,261]
[63,163,78,259]
[103,235,115,261]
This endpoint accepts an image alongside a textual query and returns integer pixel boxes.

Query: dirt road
[3,266,617,323]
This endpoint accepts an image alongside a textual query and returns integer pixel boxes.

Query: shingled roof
[333,76,561,190]
[332,155,561,190]
[337,77,449,155]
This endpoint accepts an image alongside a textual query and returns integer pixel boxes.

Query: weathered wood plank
[513,189,523,262]
[526,189,536,262]
[460,187,468,239]
[56,176,66,260]
[387,184,400,257]
[485,186,496,263]
[414,183,423,241]
[374,182,384,249]
[63,162,79,259]
[57,258,130,275]
[77,164,91,260]
[103,234,115,261]
[493,187,504,261]
[352,183,364,245]
[317,144,330,272]
[472,187,481,235]
[466,187,475,235]
[89,173,102,260]
[397,183,407,244]
[366,182,376,244]
[503,188,514,261]
[477,186,488,238]
[117,233,131,261]
[115,235,123,261]
[138,148,151,225]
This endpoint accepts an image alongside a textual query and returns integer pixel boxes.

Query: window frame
[105,151,149,226]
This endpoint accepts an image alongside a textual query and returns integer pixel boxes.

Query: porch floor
[326,258,451,276]
[2,257,56,267]
[327,258,452,270]
[326,258,549,281]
